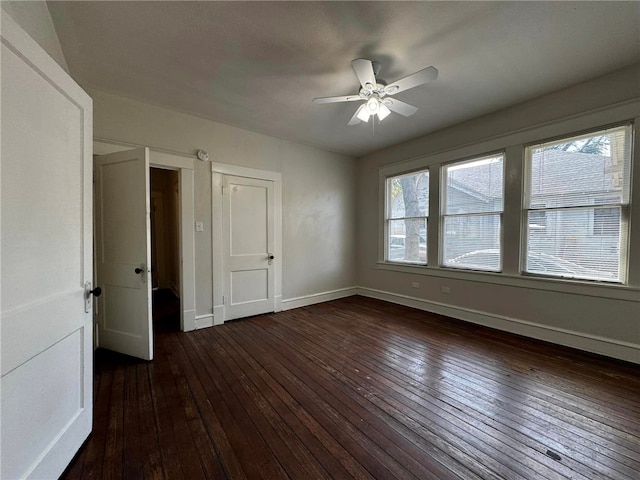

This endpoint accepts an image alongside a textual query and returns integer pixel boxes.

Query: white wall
[0,1,68,72]
[90,89,357,318]
[357,64,640,363]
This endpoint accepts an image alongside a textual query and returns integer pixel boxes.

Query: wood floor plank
[321,301,640,461]
[260,312,577,480]
[135,362,164,480]
[279,305,638,478]
[187,329,288,479]
[216,326,372,480]
[62,295,640,480]
[122,361,143,480]
[228,321,449,480]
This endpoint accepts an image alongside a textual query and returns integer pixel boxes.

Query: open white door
[1,14,93,479]
[223,175,276,320]
[94,148,153,360]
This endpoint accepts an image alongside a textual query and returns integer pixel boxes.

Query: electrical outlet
[412,282,420,288]
[441,286,451,294]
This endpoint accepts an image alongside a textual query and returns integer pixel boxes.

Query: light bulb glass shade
[377,103,391,121]
[366,97,379,113]
[357,104,371,122]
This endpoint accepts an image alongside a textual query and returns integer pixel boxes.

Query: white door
[94,148,153,360]
[1,14,93,479]
[223,175,275,320]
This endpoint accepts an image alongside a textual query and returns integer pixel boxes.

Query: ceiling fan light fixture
[357,104,371,122]
[377,103,391,121]
[366,97,380,113]
[313,59,437,126]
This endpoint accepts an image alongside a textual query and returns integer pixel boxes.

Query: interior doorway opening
[151,167,181,332]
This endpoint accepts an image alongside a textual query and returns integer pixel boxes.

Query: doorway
[94,140,197,340]
[211,162,283,323]
[150,168,181,332]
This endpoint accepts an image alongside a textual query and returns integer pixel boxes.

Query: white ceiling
[48,1,640,157]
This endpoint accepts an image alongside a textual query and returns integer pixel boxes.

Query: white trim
[211,162,282,323]
[194,314,214,329]
[213,305,224,326]
[94,136,197,165]
[356,287,640,365]
[211,162,281,182]
[93,140,197,332]
[377,99,639,177]
[375,262,640,302]
[281,287,357,311]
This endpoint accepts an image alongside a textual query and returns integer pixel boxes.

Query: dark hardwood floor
[62,295,640,479]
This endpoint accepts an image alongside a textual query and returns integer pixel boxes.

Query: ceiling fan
[313,59,438,125]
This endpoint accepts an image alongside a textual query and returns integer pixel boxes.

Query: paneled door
[1,14,93,479]
[94,148,153,360]
[223,175,276,319]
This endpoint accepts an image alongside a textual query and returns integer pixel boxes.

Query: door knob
[89,286,102,297]
[267,253,274,265]
[135,267,143,274]
[268,255,275,260]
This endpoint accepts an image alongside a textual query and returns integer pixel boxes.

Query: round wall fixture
[197,149,209,162]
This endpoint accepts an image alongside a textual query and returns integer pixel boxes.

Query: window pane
[527,126,631,209]
[388,218,427,263]
[443,154,504,214]
[388,170,429,219]
[442,214,501,271]
[525,125,630,283]
[526,208,620,281]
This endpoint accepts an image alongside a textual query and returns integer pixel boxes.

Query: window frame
[384,168,429,265]
[522,123,632,284]
[440,152,506,272]
[376,102,638,298]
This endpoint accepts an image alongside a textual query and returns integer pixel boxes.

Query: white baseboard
[281,287,357,311]
[275,295,282,313]
[182,309,196,332]
[194,314,214,329]
[356,287,640,365]
[213,305,224,326]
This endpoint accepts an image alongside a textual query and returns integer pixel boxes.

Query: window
[386,169,428,264]
[593,197,620,236]
[524,125,632,282]
[441,153,504,271]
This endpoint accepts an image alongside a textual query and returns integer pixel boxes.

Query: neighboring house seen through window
[441,153,505,272]
[386,170,429,264]
[524,125,632,282]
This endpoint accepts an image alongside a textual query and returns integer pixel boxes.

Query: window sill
[376,261,640,302]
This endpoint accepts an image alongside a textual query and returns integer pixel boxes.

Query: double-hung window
[524,125,632,282]
[441,153,505,271]
[385,169,429,264]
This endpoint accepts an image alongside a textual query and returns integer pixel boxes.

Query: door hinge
[221,185,225,194]
[222,295,226,305]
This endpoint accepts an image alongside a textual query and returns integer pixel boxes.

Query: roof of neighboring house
[391,149,622,216]
[529,150,620,197]
[447,161,503,201]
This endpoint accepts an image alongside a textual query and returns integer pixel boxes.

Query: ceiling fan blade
[351,58,377,88]
[347,104,366,125]
[384,98,418,117]
[384,66,438,95]
[313,95,362,104]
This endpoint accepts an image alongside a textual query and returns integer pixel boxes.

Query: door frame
[94,140,197,332]
[211,162,282,324]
